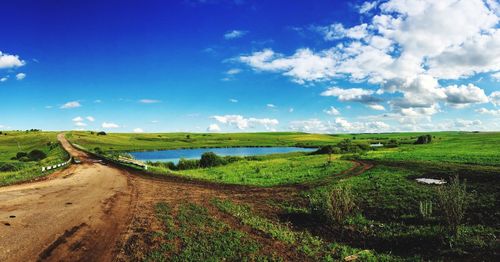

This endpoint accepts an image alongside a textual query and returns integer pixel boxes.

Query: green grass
[212,198,402,261]
[0,131,69,185]
[146,202,274,261]
[363,132,500,166]
[169,154,354,186]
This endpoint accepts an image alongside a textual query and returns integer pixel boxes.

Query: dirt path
[0,134,374,261]
[0,134,135,262]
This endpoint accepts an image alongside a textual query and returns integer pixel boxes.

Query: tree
[415,134,432,144]
[28,149,47,161]
[97,131,107,136]
[200,152,221,168]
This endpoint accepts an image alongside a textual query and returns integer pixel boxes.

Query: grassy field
[66,131,345,151]
[0,131,69,185]
[171,154,354,186]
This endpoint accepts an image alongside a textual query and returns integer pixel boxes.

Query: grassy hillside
[0,131,69,185]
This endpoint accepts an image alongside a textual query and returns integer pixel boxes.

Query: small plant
[310,185,356,227]
[419,200,433,220]
[436,176,470,239]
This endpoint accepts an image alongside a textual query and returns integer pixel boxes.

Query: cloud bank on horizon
[0,0,499,133]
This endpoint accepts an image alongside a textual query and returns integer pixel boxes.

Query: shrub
[419,200,433,220]
[386,139,399,148]
[436,176,470,238]
[28,149,47,161]
[94,147,104,155]
[415,134,432,144]
[16,152,28,159]
[310,185,356,226]
[177,158,199,170]
[200,152,222,168]
[97,131,107,135]
[0,163,19,172]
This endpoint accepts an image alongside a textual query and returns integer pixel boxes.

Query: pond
[129,147,316,164]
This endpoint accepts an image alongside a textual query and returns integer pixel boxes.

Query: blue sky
[1,0,499,133]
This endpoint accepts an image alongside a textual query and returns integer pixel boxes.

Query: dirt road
[0,134,135,261]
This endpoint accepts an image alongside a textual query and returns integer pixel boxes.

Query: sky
[0,0,499,133]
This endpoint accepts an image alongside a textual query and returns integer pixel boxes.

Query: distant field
[172,154,354,186]
[0,131,69,185]
[363,132,500,166]
[66,131,344,151]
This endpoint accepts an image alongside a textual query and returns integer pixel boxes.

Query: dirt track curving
[0,134,373,261]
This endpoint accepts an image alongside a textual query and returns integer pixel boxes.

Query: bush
[436,176,470,239]
[386,139,399,148]
[16,152,28,159]
[200,152,222,168]
[415,134,432,144]
[310,185,356,226]
[177,158,200,170]
[28,149,47,161]
[97,131,107,136]
[0,163,19,172]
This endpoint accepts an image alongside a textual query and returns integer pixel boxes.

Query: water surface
[130,147,315,164]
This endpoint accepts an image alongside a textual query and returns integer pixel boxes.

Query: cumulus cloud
[476,107,500,116]
[266,103,276,108]
[133,128,144,133]
[139,99,161,104]
[61,101,81,109]
[229,98,238,103]
[454,119,482,129]
[490,91,500,106]
[224,30,247,39]
[226,69,241,75]
[211,115,279,130]
[86,116,95,122]
[16,73,26,80]
[443,84,489,107]
[237,0,499,125]
[0,51,25,69]
[207,123,221,132]
[366,104,385,111]
[320,87,380,103]
[102,122,119,128]
[324,106,340,115]
[0,77,7,82]
[492,72,500,81]
[239,48,337,84]
[289,117,390,133]
[72,116,83,122]
[74,122,87,127]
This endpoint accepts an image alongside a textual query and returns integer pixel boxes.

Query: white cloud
[492,71,500,81]
[211,115,279,130]
[102,122,119,129]
[366,104,385,111]
[0,77,7,82]
[324,106,340,115]
[224,30,248,39]
[359,1,379,14]
[139,99,161,104]
[0,51,25,69]
[239,48,337,84]
[476,107,500,116]
[490,91,500,106]
[60,101,81,109]
[207,124,221,132]
[289,108,294,113]
[229,98,238,103]
[72,116,83,122]
[443,84,489,107]
[94,99,102,103]
[237,0,500,123]
[133,128,144,133]
[320,87,380,103]
[15,73,26,80]
[454,119,482,129]
[289,117,390,133]
[266,103,276,108]
[74,122,87,127]
[226,68,241,75]
[86,116,95,122]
